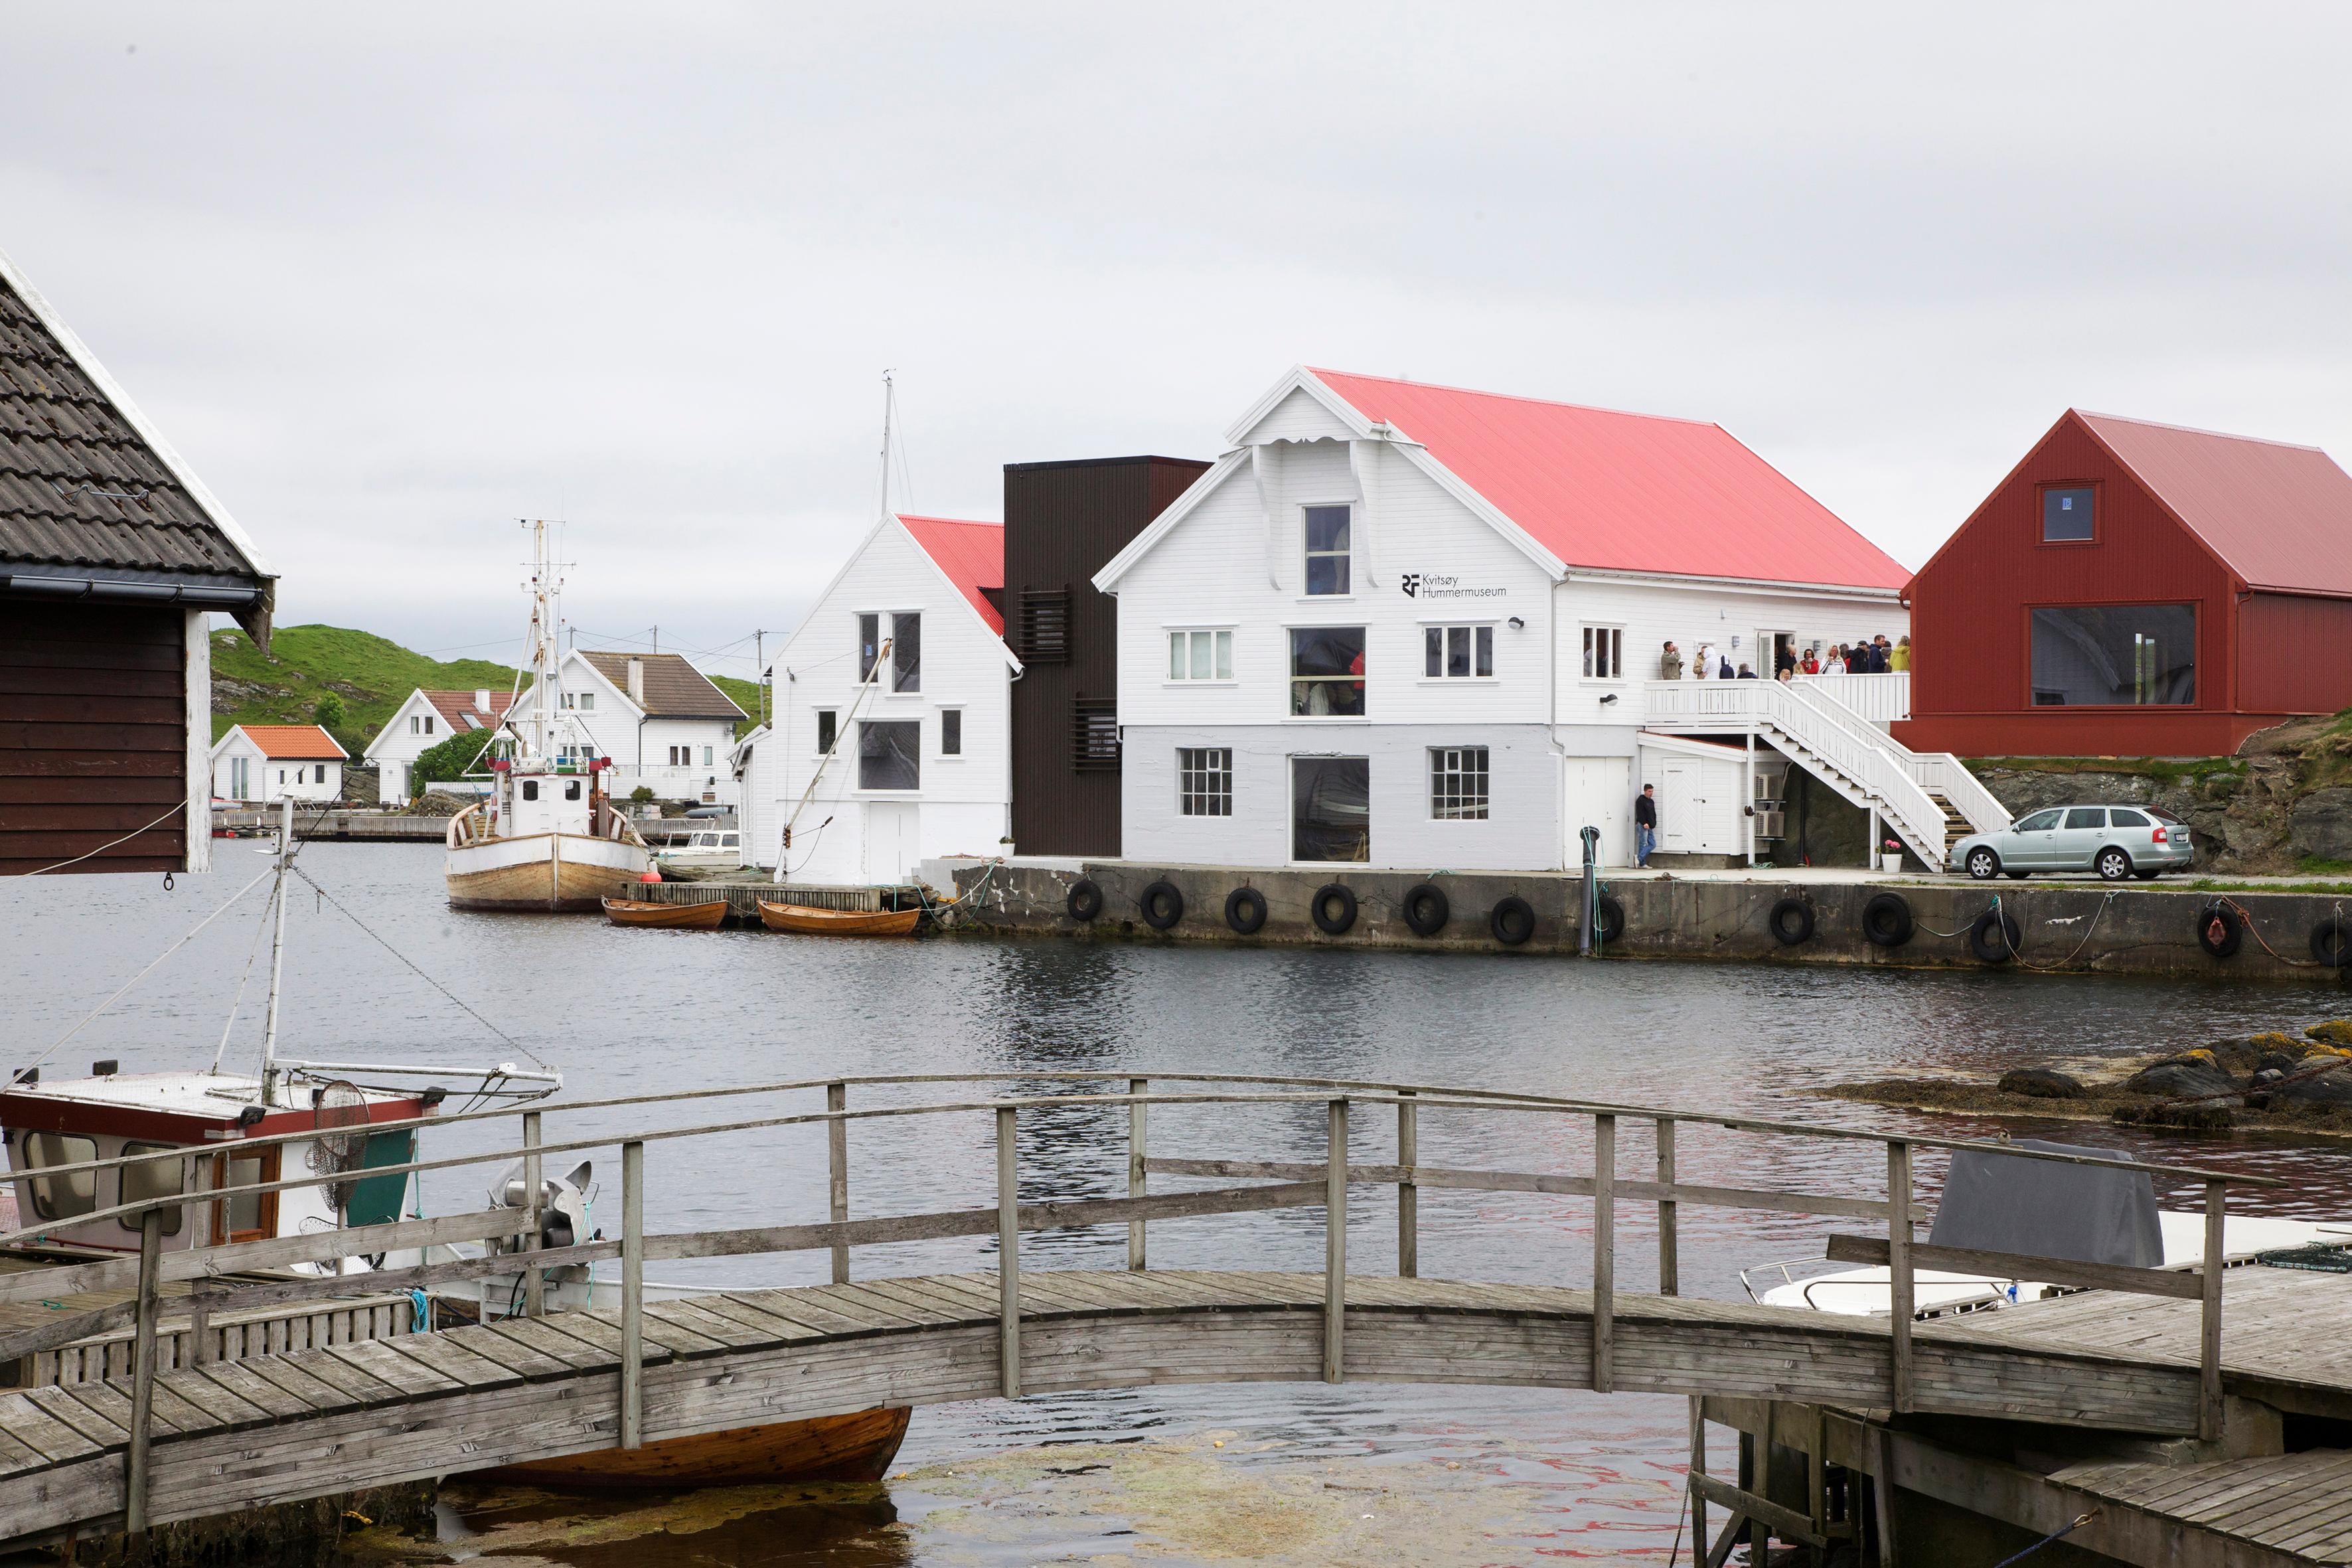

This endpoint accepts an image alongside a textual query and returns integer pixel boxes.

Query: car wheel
[2096,846,2132,882]
[1964,847,2000,880]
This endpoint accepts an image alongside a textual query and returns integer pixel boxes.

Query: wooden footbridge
[0,1073,2345,1565]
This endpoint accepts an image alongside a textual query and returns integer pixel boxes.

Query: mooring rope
[1988,1509,2099,1567]
[1994,890,2120,971]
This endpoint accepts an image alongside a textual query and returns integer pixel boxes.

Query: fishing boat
[445,520,651,911]
[755,899,921,937]
[602,896,729,929]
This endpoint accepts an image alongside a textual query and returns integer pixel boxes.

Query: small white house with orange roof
[210,724,348,804]
[364,688,515,803]
[737,512,1020,881]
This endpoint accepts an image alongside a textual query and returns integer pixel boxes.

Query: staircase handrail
[1790,680,2010,834]
[1761,682,1950,866]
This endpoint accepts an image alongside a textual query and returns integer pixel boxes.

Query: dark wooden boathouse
[0,250,273,876]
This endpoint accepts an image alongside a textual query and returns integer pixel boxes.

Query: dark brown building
[1,252,273,876]
[1004,455,1208,856]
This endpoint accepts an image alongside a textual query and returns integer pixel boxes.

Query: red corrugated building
[1897,409,2352,757]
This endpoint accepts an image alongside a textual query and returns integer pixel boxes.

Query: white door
[1658,761,1702,853]
[1561,756,1632,868]
[864,801,919,884]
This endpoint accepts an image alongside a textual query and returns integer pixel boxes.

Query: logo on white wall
[1403,573,1506,601]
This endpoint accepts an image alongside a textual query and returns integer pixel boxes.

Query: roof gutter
[0,570,273,647]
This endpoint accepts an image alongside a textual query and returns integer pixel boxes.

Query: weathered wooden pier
[0,1073,2346,1565]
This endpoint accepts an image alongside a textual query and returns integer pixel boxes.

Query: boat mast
[260,793,292,1105]
[876,370,895,523]
[520,518,562,761]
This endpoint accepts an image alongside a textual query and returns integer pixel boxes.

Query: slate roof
[577,652,745,719]
[0,250,271,637]
[223,724,347,760]
[898,513,1006,635]
[2075,411,2352,597]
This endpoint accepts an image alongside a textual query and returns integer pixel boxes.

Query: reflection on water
[15,844,2352,1565]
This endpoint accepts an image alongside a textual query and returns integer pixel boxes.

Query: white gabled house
[522,651,747,807]
[210,724,346,804]
[364,687,514,803]
[738,513,1018,882]
[1092,367,1989,871]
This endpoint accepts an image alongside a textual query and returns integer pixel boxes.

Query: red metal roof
[1306,369,1909,590]
[232,724,347,759]
[422,688,514,732]
[899,514,1005,634]
[2077,412,2352,597]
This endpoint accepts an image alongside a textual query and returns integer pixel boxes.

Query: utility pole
[754,630,766,726]
[651,625,659,655]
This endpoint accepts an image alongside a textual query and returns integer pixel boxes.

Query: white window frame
[856,611,883,685]
[578,692,595,712]
[1176,746,1233,817]
[938,706,965,759]
[1581,625,1626,682]
[1429,745,1490,821]
[814,708,840,757]
[1419,621,1497,682]
[1300,503,1354,599]
[1165,626,1235,684]
[1287,625,1369,720]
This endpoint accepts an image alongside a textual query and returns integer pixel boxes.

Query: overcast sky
[6,5,2347,682]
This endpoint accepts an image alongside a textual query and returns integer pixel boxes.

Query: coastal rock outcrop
[2120,1051,2242,1099]
[1996,1067,2084,1099]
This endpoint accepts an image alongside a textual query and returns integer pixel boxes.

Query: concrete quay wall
[949,860,2352,985]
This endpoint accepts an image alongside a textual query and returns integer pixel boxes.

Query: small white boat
[653,828,744,869]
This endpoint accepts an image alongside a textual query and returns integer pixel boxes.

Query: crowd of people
[1656,635,1910,681]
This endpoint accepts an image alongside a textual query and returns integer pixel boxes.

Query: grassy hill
[211,625,763,754]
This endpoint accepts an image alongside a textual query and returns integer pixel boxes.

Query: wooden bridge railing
[0,1071,2278,1536]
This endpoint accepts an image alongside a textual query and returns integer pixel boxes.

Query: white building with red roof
[209,723,347,804]
[736,512,1020,880]
[364,687,515,803]
[1091,366,1948,871]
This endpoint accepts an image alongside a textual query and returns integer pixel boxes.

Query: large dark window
[1290,627,1366,716]
[1304,505,1351,595]
[2042,486,2095,542]
[1293,756,1370,862]
[2030,605,2195,706]
[858,720,920,789]
[892,613,921,692]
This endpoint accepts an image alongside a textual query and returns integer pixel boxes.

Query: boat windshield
[24,1132,98,1220]
[120,1140,185,1236]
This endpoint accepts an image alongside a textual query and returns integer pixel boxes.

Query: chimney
[626,658,645,705]
[475,688,491,714]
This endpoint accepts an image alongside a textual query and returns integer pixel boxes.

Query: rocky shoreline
[1826,1020,2352,1138]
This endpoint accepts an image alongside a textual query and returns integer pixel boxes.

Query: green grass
[1965,755,2244,785]
[2184,878,2352,896]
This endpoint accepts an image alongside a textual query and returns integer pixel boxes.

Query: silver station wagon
[1949,804,2194,882]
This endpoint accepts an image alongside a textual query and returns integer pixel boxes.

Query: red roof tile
[898,514,1005,634]
[232,724,347,759]
[422,688,514,732]
[1306,369,1908,591]
[2077,412,2352,597]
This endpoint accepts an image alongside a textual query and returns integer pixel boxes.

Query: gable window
[890,612,921,693]
[2042,485,2096,542]
[2030,604,2195,706]
[859,720,920,790]
[1431,746,1490,820]
[1581,627,1624,680]
[1424,624,1495,679]
[578,692,594,712]
[562,692,574,708]
[423,716,435,735]
[1290,627,1366,716]
[858,613,882,682]
[815,709,838,754]
[410,716,422,734]
[1168,628,1234,682]
[1178,747,1232,816]
[941,709,963,756]
[1303,505,1351,596]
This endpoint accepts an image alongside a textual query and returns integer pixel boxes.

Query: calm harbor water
[13,842,2352,1565]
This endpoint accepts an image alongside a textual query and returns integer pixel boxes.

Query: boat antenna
[876,370,896,524]
[260,793,293,1105]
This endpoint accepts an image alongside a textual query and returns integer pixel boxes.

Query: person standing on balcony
[1660,640,1684,680]
[1634,784,1658,868]
[1800,646,1820,674]
[1694,642,1714,678]
[1717,651,1734,679]
[1892,635,1912,672]
[1824,645,1847,674]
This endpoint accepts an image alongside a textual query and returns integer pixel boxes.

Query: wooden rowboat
[755,899,921,937]
[601,896,728,929]
[485,1405,911,1490]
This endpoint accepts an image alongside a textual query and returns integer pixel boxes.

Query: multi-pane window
[892,612,921,692]
[1177,747,1233,817]
[1290,627,1366,716]
[1582,627,1624,679]
[1423,625,1495,678]
[2043,486,2095,542]
[941,709,963,756]
[1168,628,1234,681]
[857,613,882,682]
[815,710,838,754]
[1430,746,1490,821]
[1303,505,1351,596]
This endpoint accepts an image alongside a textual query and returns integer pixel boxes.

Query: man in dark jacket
[1634,784,1658,867]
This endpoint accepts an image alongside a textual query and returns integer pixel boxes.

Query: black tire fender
[2197,902,2243,959]
[1310,883,1358,937]
[1861,892,1914,947]
[1224,886,1267,936]
[1490,895,1535,947]
[2313,917,2351,968]
[1591,892,1626,945]
[1138,880,1184,931]
[1768,897,1815,946]
[1065,878,1104,922]
[1970,909,2023,964]
[1402,882,1450,938]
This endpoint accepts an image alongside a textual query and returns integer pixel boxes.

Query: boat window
[23,1132,98,1221]
[721,833,739,848]
[213,1146,281,1245]
[119,1142,185,1236]
[522,780,539,801]
[565,780,582,801]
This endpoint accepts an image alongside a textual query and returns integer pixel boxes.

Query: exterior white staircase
[1640,680,2009,868]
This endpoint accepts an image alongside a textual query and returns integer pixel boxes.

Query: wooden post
[1872,1425,1901,1567]
[522,1109,544,1318]
[1324,1097,1348,1385]
[2200,1178,2226,1443]
[1127,1077,1148,1271]
[1887,1141,1913,1413]
[1808,1405,1828,1540]
[827,1082,850,1285]
[125,1209,163,1534]
[998,1105,1021,1398]
[1593,1113,1615,1393]
[1687,1396,1707,1568]
[1656,1116,1678,1297]
[181,1154,210,1365]
[1397,1089,1418,1279]
[619,1139,644,1450]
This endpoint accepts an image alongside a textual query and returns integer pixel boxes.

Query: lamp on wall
[1508,616,1525,629]
[1599,692,1620,706]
